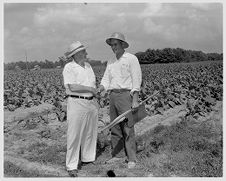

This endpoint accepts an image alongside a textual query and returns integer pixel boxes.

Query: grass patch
[25,142,66,165]
[137,119,223,177]
[4,161,55,177]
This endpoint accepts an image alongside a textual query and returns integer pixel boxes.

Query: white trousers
[66,97,98,170]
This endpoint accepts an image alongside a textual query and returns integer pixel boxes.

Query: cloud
[33,3,117,27]
[191,3,210,11]
[139,4,185,40]
[139,3,163,18]
[138,3,185,18]
[117,12,125,17]
[4,29,10,40]
[4,3,223,63]
[4,3,16,9]
[20,27,30,34]
[142,18,183,41]
[31,3,142,46]
[138,3,222,43]
[34,6,95,27]
[143,19,163,34]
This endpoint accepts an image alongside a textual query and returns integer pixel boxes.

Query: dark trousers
[109,91,136,162]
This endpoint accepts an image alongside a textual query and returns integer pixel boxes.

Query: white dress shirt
[63,61,96,97]
[101,52,142,95]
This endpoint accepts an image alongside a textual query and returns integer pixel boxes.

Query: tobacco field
[4,61,223,118]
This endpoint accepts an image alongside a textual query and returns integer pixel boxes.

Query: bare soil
[4,101,222,177]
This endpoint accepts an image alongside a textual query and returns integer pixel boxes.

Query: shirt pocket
[109,65,117,79]
[120,63,130,78]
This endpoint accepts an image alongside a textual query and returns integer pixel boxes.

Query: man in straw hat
[63,41,98,177]
[97,32,142,169]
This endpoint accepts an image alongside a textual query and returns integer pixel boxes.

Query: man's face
[77,49,88,60]
[72,49,88,63]
[110,39,124,55]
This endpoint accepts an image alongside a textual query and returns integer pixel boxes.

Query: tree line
[4,56,106,71]
[135,48,223,64]
[4,47,223,70]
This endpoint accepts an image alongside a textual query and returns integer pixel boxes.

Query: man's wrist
[130,89,140,96]
[132,91,139,97]
[132,91,139,102]
[99,85,105,92]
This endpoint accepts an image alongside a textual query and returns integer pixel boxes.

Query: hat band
[68,45,85,54]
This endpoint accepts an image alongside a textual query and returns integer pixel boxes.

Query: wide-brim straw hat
[106,32,129,48]
[65,41,86,58]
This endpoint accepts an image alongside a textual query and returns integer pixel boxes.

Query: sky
[3,1,223,63]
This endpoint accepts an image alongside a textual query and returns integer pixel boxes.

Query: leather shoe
[81,161,95,166]
[128,161,136,169]
[68,169,78,177]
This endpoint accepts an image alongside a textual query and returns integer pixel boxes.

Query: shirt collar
[121,52,128,58]
[71,60,90,69]
[114,51,127,61]
[70,60,80,67]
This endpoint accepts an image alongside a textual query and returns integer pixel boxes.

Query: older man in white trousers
[63,41,98,177]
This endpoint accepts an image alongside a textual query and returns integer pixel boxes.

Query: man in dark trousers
[98,32,142,169]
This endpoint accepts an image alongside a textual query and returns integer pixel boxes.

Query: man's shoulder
[124,52,137,59]
[124,52,138,62]
[85,62,92,68]
[64,62,71,68]
[106,59,115,66]
[63,62,74,72]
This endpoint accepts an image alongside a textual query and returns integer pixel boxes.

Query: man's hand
[97,85,105,94]
[131,101,139,113]
[131,91,139,113]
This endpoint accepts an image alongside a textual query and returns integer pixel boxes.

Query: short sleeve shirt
[62,61,96,97]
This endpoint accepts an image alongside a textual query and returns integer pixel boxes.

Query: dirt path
[4,101,222,177]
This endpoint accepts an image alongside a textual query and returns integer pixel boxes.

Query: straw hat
[106,32,129,48]
[65,41,86,58]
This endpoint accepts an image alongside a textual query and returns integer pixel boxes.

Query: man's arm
[63,65,96,96]
[68,84,96,96]
[97,85,105,92]
[132,91,139,107]
[98,64,110,93]
[130,56,142,110]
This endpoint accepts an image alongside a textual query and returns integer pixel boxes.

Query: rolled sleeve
[130,56,142,95]
[100,64,110,90]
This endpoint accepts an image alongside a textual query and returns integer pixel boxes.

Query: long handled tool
[99,91,159,133]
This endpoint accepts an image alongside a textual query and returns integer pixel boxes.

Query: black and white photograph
[1,0,224,178]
